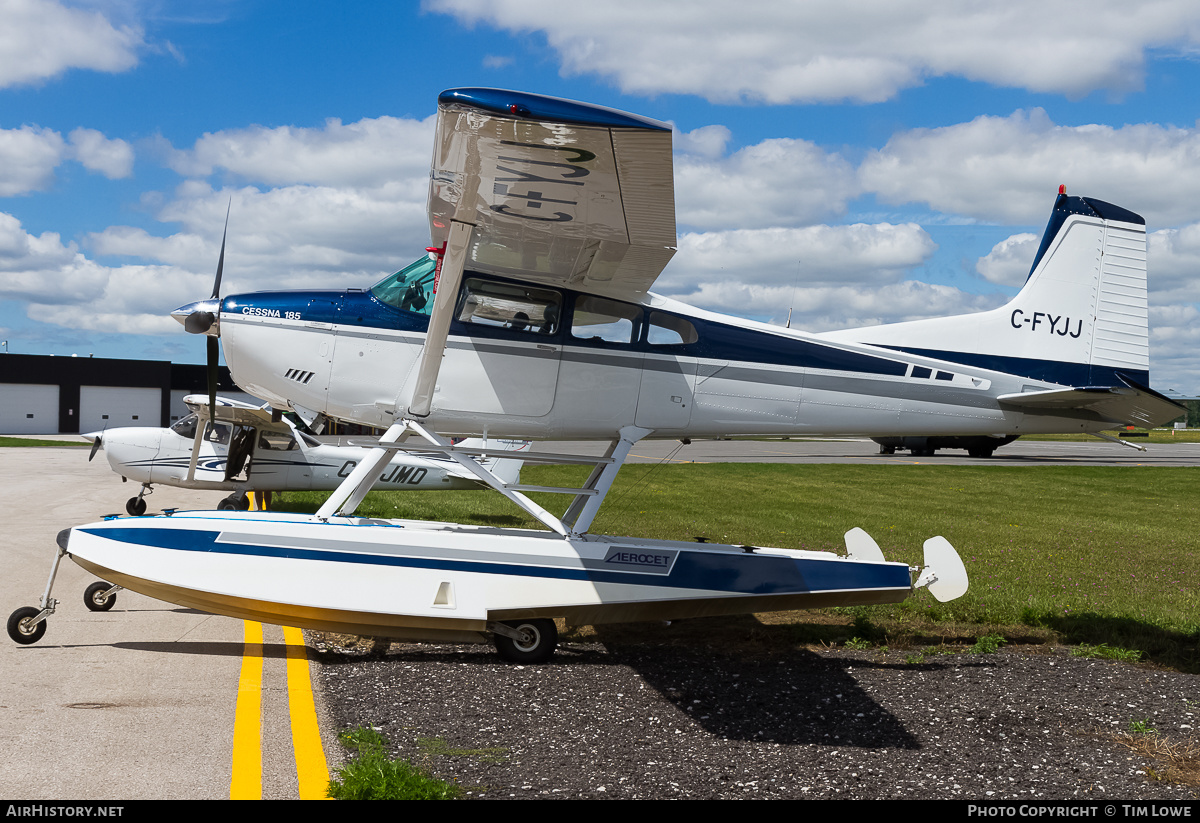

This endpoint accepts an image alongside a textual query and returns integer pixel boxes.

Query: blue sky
[4,1,1200,391]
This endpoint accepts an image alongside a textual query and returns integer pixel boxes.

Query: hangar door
[80,386,162,432]
[0,384,59,434]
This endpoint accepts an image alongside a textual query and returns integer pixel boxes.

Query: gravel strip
[314,635,1198,800]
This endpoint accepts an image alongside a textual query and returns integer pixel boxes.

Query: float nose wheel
[7,607,47,645]
[9,538,72,646]
[491,618,558,663]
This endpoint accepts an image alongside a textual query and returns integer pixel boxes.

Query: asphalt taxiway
[541,435,1200,467]
[0,445,335,800]
[2,434,1196,799]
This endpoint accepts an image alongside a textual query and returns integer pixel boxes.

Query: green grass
[327,727,461,800]
[970,634,1007,654]
[1071,642,1144,662]
[276,463,1200,670]
[0,436,87,448]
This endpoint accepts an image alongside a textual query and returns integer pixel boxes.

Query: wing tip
[438,87,671,132]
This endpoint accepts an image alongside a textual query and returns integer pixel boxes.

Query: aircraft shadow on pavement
[309,620,1016,750]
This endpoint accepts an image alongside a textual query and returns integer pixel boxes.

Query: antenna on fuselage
[785,260,799,329]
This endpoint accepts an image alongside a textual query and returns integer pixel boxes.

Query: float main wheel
[494,619,558,664]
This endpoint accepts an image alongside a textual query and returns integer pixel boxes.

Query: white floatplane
[9,88,1182,661]
[85,394,528,515]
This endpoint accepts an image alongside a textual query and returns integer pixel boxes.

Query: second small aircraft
[85,395,529,515]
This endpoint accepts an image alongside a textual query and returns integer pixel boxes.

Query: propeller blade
[88,435,102,462]
[207,335,219,422]
[211,201,230,300]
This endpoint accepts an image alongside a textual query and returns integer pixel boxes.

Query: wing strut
[409,220,472,418]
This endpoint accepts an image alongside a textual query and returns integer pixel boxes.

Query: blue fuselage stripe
[81,527,910,595]
[870,345,1147,387]
[225,278,912,379]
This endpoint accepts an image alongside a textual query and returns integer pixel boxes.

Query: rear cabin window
[647,312,698,346]
[370,255,438,316]
[456,279,561,336]
[258,430,298,451]
[570,296,641,345]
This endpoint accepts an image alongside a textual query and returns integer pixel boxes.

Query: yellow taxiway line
[230,621,263,800]
[230,621,329,799]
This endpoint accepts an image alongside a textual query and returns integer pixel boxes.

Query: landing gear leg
[7,540,69,645]
[126,484,150,516]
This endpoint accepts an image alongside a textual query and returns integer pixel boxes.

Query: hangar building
[0,353,253,435]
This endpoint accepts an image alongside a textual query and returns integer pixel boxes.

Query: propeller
[87,433,103,462]
[172,202,230,422]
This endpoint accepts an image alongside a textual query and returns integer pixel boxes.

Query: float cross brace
[315,419,652,538]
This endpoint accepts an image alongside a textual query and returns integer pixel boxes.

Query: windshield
[170,414,198,438]
[370,254,438,316]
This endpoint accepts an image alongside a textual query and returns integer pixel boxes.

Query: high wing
[182,393,276,429]
[428,88,676,301]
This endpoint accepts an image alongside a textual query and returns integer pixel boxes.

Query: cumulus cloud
[975,233,1038,286]
[661,223,936,293]
[1148,224,1200,303]
[68,128,134,178]
[89,183,432,298]
[1148,304,1200,391]
[0,124,137,194]
[0,211,115,306]
[859,109,1200,226]
[0,125,66,195]
[675,133,857,230]
[0,0,143,87]
[429,0,1200,103]
[666,279,1000,332]
[164,115,437,188]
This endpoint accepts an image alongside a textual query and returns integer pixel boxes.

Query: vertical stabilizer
[819,190,1148,386]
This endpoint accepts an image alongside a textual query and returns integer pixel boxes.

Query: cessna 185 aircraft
[85,395,529,515]
[9,88,1181,661]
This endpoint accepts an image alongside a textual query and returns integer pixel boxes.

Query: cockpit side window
[647,312,699,346]
[570,295,641,345]
[456,279,561,336]
[370,255,438,316]
[204,421,233,445]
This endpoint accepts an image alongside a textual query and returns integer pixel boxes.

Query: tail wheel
[494,619,558,664]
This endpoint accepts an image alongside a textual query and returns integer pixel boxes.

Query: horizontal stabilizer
[429,88,677,300]
[997,377,1185,428]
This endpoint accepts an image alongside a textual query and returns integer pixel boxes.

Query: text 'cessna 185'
[85,394,528,515]
[9,88,1181,661]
